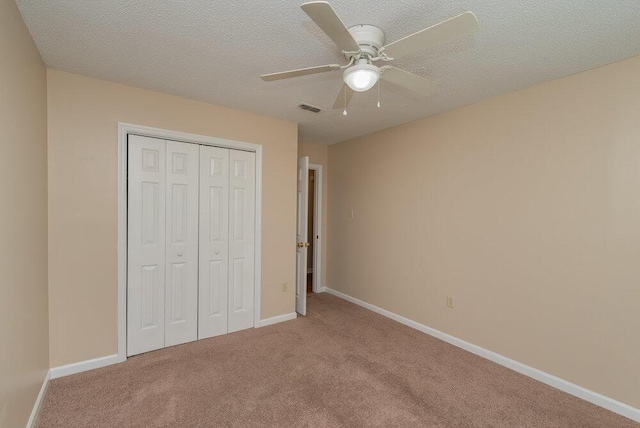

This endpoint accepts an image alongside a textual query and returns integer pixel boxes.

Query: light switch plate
[447,296,454,308]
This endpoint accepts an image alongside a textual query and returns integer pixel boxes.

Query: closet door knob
[177,252,183,257]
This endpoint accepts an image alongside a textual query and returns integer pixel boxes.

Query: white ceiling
[16,0,640,145]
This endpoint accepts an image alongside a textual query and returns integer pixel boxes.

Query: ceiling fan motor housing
[347,24,385,57]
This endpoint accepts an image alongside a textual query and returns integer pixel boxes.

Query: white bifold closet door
[198,146,229,338]
[199,146,255,339]
[164,140,199,347]
[128,135,255,356]
[127,135,167,356]
[227,149,256,333]
[127,136,199,356]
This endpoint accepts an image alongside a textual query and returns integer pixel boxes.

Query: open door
[295,156,309,316]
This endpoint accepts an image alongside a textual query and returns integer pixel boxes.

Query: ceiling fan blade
[261,64,341,81]
[380,67,439,97]
[301,1,360,53]
[381,12,478,59]
[332,84,354,110]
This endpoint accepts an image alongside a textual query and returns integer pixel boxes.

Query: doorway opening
[307,169,315,294]
[308,164,322,294]
[295,159,322,316]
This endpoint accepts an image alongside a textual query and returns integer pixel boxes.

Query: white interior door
[296,156,309,316]
[198,145,230,339]
[228,150,256,332]
[164,140,199,347]
[128,135,166,356]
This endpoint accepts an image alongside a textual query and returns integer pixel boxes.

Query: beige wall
[298,142,328,287]
[327,55,640,408]
[0,0,49,426]
[48,70,297,367]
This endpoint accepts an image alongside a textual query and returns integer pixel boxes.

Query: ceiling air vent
[298,103,322,113]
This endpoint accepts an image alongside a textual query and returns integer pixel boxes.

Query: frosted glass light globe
[343,61,379,92]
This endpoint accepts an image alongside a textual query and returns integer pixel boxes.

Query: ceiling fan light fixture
[343,60,379,92]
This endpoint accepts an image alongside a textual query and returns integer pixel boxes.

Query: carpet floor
[36,293,637,427]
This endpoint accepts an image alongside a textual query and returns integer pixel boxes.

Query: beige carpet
[36,293,637,427]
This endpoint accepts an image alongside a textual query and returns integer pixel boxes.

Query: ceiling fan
[261,1,479,113]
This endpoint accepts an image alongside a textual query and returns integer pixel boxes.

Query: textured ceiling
[15,0,640,144]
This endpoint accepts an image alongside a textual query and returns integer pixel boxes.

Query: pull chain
[343,84,348,116]
[377,79,381,108]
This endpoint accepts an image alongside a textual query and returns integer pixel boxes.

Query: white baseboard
[26,369,50,428]
[324,287,640,423]
[50,354,123,380]
[48,313,298,380]
[317,286,327,293]
[257,312,297,327]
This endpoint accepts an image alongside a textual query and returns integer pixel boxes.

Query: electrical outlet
[349,209,354,219]
[447,296,454,308]
[282,282,288,292]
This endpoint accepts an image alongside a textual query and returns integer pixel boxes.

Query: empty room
[2,0,639,426]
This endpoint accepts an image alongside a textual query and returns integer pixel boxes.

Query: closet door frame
[117,123,263,363]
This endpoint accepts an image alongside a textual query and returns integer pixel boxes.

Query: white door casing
[198,145,230,339]
[228,150,256,332]
[165,140,199,347]
[127,135,167,356]
[295,156,309,316]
